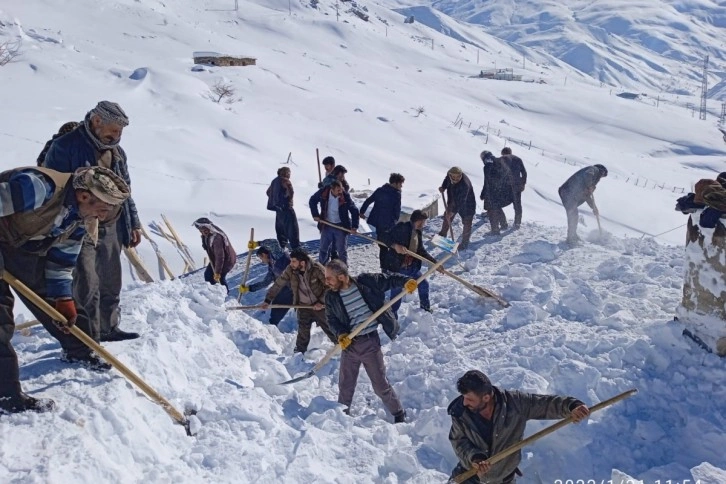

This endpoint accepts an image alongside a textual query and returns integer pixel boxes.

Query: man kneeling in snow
[324,260,416,423]
[448,370,590,483]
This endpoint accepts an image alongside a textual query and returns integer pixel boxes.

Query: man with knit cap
[43,101,142,342]
[439,167,477,250]
[0,166,130,414]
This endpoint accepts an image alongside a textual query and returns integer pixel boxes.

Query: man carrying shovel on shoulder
[0,166,129,414]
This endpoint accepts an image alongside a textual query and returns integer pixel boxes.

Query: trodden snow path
[3,222,726,483]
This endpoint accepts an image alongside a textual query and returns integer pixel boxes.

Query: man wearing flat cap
[439,166,477,250]
[43,101,142,343]
[0,166,130,414]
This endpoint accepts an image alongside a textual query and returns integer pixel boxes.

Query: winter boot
[0,392,56,414]
[100,328,140,342]
[61,350,112,372]
[393,410,407,423]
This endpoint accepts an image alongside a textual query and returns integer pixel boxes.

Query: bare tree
[413,106,425,117]
[0,40,21,67]
[208,80,238,104]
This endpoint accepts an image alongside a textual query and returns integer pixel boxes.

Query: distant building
[478,68,523,82]
[193,51,256,67]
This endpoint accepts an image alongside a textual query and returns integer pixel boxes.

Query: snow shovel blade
[431,235,458,253]
[280,369,315,385]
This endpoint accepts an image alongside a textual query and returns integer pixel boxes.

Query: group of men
[1,100,141,414]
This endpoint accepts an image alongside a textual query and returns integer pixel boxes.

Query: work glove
[247,240,259,250]
[238,285,249,294]
[53,298,77,334]
[213,273,221,283]
[338,333,352,350]
[404,279,418,294]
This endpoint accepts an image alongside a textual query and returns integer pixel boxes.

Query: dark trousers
[390,266,430,316]
[319,226,348,265]
[373,226,393,270]
[74,222,122,340]
[1,245,93,396]
[487,208,507,233]
[275,208,300,250]
[270,286,293,325]
[295,308,336,353]
[439,212,474,250]
[338,332,403,416]
[558,188,581,241]
[449,464,517,484]
[204,264,229,289]
[512,189,523,226]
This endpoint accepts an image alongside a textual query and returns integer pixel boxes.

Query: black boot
[101,328,140,342]
[0,392,56,414]
[61,350,112,372]
[393,410,407,423]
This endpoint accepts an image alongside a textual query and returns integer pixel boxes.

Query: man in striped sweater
[0,166,130,414]
[324,260,417,423]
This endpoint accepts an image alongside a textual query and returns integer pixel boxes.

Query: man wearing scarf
[42,101,142,342]
[0,166,130,414]
[192,217,237,289]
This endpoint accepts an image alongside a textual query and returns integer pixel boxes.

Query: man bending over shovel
[0,166,129,414]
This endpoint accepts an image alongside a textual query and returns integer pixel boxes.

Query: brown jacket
[0,167,78,250]
[448,388,583,483]
[264,253,326,305]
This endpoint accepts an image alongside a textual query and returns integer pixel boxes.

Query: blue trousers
[390,266,430,317]
[319,226,348,265]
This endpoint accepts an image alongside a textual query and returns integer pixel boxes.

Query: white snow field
[1,0,725,482]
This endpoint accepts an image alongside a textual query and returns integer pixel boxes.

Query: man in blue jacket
[360,173,404,269]
[240,245,293,325]
[0,166,130,414]
[42,101,142,343]
[309,180,360,264]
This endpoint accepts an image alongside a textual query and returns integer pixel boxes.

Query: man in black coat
[379,210,437,316]
[324,260,417,423]
[501,147,527,228]
[480,151,515,235]
[558,164,608,244]
[266,167,300,250]
[360,173,404,268]
[439,167,477,250]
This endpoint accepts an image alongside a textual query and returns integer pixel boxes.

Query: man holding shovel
[558,164,608,245]
[379,210,438,315]
[448,370,589,483]
[0,166,130,413]
[309,180,360,265]
[439,167,477,250]
[261,248,336,354]
[324,259,417,423]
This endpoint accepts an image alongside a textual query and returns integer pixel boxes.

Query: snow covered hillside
[1,0,726,482]
[404,0,726,94]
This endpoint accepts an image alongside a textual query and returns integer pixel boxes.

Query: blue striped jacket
[0,169,86,298]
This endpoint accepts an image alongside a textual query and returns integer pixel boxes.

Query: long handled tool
[449,388,638,484]
[317,219,508,307]
[595,211,603,237]
[441,191,456,241]
[280,252,454,385]
[1,271,193,435]
[140,225,175,280]
[237,228,255,302]
[316,148,322,184]
[15,319,41,334]
[123,247,155,283]
[227,304,314,311]
[161,214,196,270]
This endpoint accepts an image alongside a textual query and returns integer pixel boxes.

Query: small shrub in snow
[208,80,239,104]
[0,40,21,66]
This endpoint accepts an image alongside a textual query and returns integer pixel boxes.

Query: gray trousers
[338,332,403,416]
[74,222,122,340]
[0,245,93,396]
[559,188,581,241]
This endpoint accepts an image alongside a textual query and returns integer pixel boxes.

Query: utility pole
[477,49,479,64]
[288,0,291,15]
[720,102,726,125]
[522,53,525,70]
[699,54,709,120]
[336,0,339,21]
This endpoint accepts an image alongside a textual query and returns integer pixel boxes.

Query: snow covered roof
[193,51,255,58]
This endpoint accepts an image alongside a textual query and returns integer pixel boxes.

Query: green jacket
[448,387,584,483]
